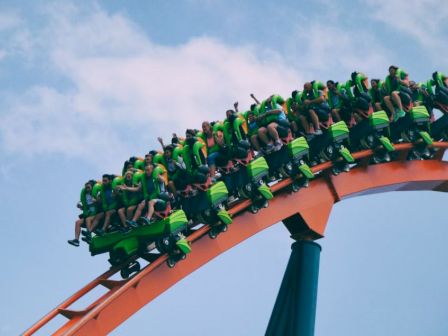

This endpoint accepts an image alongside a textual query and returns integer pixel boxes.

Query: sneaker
[126,219,138,228]
[121,226,132,234]
[68,239,80,247]
[140,217,151,225]
[314,129,323,136]
[96,228,105,237]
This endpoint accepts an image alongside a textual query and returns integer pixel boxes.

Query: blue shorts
[207,152,220,167]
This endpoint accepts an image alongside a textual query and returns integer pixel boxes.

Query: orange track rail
[24,142,448,335]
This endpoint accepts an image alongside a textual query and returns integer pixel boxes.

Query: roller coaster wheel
[167,257,176,268]
[292,183,300,192]
[180,253,187,260]
[331,166,340,176]
[221,224,228,232]
[262,200,269,208]
[302,179,310,188]
[250,204,259,214]
[208,229,218,239]
[120,269,129,279]
[342,163,350,172]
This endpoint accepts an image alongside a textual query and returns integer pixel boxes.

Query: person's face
[164,149,172,159]
[202,122,211,134]
[186,132,192,139]
[248,113,255,122]
[145,154,153,165]
[126,163,133,171]
[85,183,92,192]
[102,177,110,186]
[389,67,396,76]
[371,80,378,89]
[125,172,133,182]
[304,83,312,92]
[327,82,335,91]
[226,110,232,119]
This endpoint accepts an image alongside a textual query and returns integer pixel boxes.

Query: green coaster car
[240,157,274,214]
[287,136,315,191]
[350,110,395,163]
[90,210,190,274]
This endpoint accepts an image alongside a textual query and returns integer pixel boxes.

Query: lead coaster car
[89,210,190,277]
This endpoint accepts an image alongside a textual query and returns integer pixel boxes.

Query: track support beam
[266,241,321,336]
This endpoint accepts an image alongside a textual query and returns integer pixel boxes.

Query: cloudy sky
[1,1,447,335]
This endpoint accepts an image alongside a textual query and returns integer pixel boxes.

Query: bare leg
[391,91,403,110]
[145,200,156,220]
[383,96,395,118]
[74,218,84,240]
[132,201,146,221]
[257,127,271,145]
[168,181,177,195]
[250,134,262,151]
[102,209,115,231]
[90,212,104,231]
[308,109,320,131]
[267,123,280,141]
[299,115,310,134]
[127,205,136,219]
[332,109,341,122]
[118,208,127,227]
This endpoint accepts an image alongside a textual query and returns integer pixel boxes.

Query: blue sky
[1,1,447,335]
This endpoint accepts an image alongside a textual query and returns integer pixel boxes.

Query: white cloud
[365,0,448,66]
[0,3,302,170]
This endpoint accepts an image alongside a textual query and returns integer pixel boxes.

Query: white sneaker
[314,129,323,135]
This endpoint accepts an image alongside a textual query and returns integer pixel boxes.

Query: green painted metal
[329,121,350,139]
[89,210,188,256]
[298,163,315,179]
[288,136,310,158]
[217,209,233,225]
[379,136,395,152]
[339,146,354,163]
[258,183,274,200]
[419,131,434,145]
[207,181,229,207]
[247,157,269,180]
[410,106,430,121]
[369,110,389,128]
[112,237,139,259]
[176,238,192,254]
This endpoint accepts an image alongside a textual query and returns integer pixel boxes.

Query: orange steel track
[24,142,448,336]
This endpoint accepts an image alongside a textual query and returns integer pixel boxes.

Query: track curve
[24,143,448,335]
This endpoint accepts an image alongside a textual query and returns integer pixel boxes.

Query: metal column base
[265,241,321,336]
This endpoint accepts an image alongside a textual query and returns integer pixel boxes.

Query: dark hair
[326,80,335,86]
[149,150,158,156]
[250,104,257,111]
[371,79,380,84]
[351,72,358,81]
[291,90,299,99]
[186,129,196,136]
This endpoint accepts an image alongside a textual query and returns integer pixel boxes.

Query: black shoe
[96,228,105,237]
[68,239,80,247]
[140,217,151,225]
[126,219,138,228]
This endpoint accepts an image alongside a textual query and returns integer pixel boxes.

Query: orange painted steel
[24,142,448,336]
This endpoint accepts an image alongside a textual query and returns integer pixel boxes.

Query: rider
[68,180,98,246]
[327,80,351,123]
[301,81,330,135]
[345,71,371,121]
[255,95,288,151]
[90,174,117,236]
[369,79,385,112]
[198,121,226,177]
[126,164,166,226]
[383,65,410,121]
[114,170,140,232]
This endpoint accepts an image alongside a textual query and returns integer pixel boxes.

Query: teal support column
[265,240,321,336]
